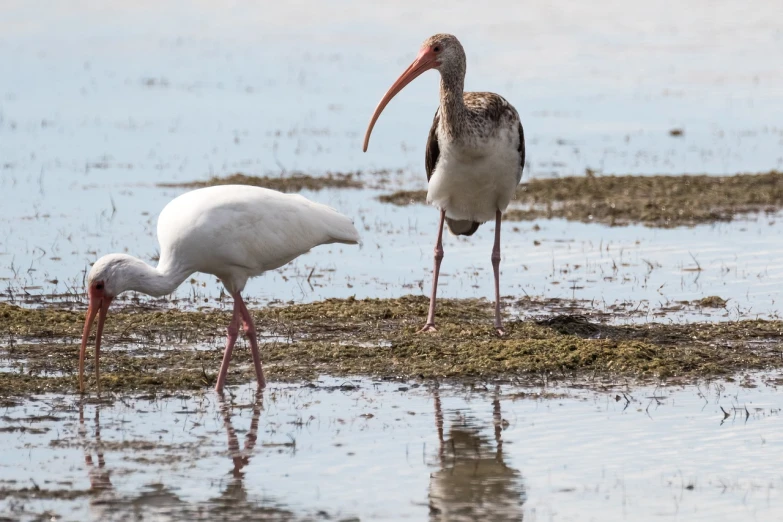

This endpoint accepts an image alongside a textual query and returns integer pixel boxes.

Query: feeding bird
[79,185,360,393]
[363,33,525,335]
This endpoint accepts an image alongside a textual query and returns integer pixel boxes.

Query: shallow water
[2,180,782,322]
[1,0,783,321]
[1,375,783,521]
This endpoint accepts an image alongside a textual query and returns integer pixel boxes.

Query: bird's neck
[122,257,193,298]
[438,69,467,138]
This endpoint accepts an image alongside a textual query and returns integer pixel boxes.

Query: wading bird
[363,34,525,335]
[79,185,360,393]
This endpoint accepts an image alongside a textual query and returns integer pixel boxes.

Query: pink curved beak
[79,289,112,393]
[363,48,439,152]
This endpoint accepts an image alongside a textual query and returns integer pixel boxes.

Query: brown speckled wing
[463,92,509,122]
[517,121,526,184]
[425,110,440,182]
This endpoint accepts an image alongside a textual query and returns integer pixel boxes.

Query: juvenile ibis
[364,34,525,335]
[79,185,360,393]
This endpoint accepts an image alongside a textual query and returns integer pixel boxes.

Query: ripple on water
[1,375,782,520]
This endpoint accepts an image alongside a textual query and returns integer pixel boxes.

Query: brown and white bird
[363,34,525,335]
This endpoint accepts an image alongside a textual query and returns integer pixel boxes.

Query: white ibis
[79,185,360,393]
[363,34,525,335]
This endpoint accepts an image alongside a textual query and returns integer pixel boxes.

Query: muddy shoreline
[2,297,782,395]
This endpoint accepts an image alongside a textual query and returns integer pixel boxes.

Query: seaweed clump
[377,171,783,228]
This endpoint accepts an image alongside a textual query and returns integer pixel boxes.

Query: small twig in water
[688,251,702,272]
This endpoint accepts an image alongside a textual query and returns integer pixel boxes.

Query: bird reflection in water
[429,386,526,521]
[79,402,113,493]
[206,390,302,517]
[79,401,184,517]
[75,392,299,519]
[215,390,263,504]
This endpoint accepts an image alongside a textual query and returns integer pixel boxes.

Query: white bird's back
[156,185,359,292]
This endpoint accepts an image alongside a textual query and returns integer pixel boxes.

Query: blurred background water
[1,0,782,314]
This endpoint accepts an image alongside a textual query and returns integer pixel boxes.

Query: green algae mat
[379,171,783,228]
[2,297,782,394]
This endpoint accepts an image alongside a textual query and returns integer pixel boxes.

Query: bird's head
[80,253,143,391]
[420,34,465,74]
[86,253,142,301]
[362,33,465,152]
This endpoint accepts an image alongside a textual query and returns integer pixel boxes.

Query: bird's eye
[433,45,441,52]
[96,283,104,290]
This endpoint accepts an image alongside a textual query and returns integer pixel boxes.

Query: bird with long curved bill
[79,185,360,393]
[363,34,525,335]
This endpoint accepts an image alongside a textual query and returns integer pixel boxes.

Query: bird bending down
[363,34,525,335]
[79,185,360,393]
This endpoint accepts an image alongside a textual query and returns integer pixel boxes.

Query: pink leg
[215,299,241,393]
[420,209,446,333]
[492,210,505,336]
[236,295,266,389]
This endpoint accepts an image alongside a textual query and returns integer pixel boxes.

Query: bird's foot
[495,325,506,337]
[418,323,438,333]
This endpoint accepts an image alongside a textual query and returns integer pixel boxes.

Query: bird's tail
[320,206,361,245]
[446,218,481,236]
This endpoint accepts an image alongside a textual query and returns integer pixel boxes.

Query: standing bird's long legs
[215,298,242,393]
[492,210,504,336]
[236,294,266,389]
[420,209,446,333]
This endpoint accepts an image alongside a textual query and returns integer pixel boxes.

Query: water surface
[1,0,782,320]
[1,375,782,521]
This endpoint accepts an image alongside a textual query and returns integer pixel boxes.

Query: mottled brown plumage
[425,92,525,236]
[362,33,525,335]
[517,122,526,172]
[425,112,440,182]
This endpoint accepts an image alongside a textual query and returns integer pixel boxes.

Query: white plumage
[79,185,360,393]
[156,185,360,293]
[427,124,522,224]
